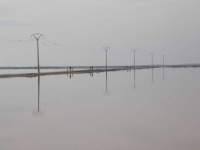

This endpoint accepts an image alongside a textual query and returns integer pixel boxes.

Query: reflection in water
[152,68,154,83]
[106,70,108,92]
[163,66,165,80]
[69,74,73,79]
[33,75,44,116]
[1,69,200,149]
[104,70,111,95]
[67,71,73,79]
[134,68,136,88]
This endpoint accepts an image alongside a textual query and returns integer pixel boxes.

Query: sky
[0,0,200,66]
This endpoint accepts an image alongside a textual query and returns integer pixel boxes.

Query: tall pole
[31,33,44,74]
[134,51,135,68]
[106,50,107,71]
[103,47,110,92]
[106,50,107,92]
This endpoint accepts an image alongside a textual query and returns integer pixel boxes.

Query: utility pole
[151,52,154,67]
[103,47,110,92]
[132,49,137,69]
[163,55,165,79]
[150,52,154,83]
[103,47,110,72]
[31,33,44,74]
[132,49,137,88]
[163,55,165,67]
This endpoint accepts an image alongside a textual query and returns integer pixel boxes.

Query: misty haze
[0,0,200,150]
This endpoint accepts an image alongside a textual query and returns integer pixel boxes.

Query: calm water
[0,68,200,150]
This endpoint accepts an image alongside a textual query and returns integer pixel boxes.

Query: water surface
[0,68,200,150]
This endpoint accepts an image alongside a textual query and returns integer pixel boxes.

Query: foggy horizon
[1,0,200,66]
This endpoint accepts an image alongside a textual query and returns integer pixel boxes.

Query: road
[0,65,199,78]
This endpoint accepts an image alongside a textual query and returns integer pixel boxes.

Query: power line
[43,38,103,53]
[137,51,150,56]
[41,41,102,54]
[1,35,200,64]
[0,39,33,42]
[0,36,31,39]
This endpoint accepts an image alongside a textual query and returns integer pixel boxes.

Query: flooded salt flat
[0,68,200,150]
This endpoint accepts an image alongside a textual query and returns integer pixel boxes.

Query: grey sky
[0,0,200,66]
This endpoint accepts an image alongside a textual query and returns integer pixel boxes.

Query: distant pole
[163,55,165,79]
[132,49,137,69]
[163,55,165,67]
[132,49,137,88]
[31,33,44,74]
[151,52,154,67]
[150,52,154,83]
[103,47,110,72]
[103,47,110,92]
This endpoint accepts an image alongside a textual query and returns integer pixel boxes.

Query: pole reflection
[163,66,165,80]
[104,70,111,95]
[106,69,108,92]
[152,68,154,83]
[33,75,44,116]
[134,68,136,88]
[38,75,40,111]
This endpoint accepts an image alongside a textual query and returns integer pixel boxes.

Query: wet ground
[0,68,200,150]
